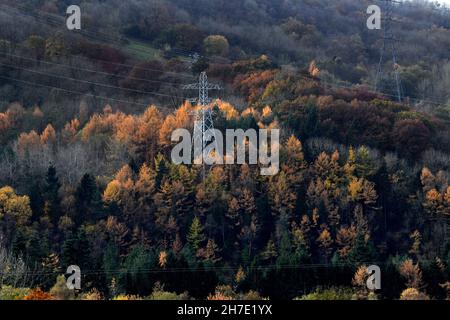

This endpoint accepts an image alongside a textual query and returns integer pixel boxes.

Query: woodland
[0,0,449,300]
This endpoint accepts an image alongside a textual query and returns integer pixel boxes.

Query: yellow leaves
[269,171,297,216]
[207,292,233,301]
[336,225,357,258]
[344,146,356,177]
[312,208,320,226]
[424,187,449,216]
[445,187,450,204]
[331,150,340,162]
[0,112,10,134]
[409,230,422,256]
[317,227,333,249]
[300,214,312,235]
[23,288,55,300]
[286,135,302,154]
[308,60,320,77]
[426,188,440,202]
[142,105,163,123]
[235,266,246,283]
[112,294,143,300]
[16,124,58,156]
[114,114,139,144]
[81,289,103,300]
[207,285,234,301]
[81,112,116,141]
[216,100,239,120]
[103,180,121,203]
[421,167,449,216]
[348,178,363,201]
[0,186,15,201]
[347,177,377,205]
[241,107,259,118]
[400,288,429,300]
[420,167,435,192]
[314,152,331,175]
[16,130,40,156]
[6,197,32,225]
[352,265,367,287]
[324,178,333,190]
[114,164,133,187]
[399,259,423,289]
[313,151,341,182]
[284,136,305,177]
[160,102,194,146]
[40,124,56,145]
[159,251,168,268]
[80,105,162,149]
[135,163,156,196]
[0,186,32,225]
[197,239,221,263]
[61,118,80,143]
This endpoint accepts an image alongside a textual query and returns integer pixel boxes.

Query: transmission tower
[182,72,222,180]
[375,0,403,102]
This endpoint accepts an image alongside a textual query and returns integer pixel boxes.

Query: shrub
[23,288,55,300]
[296,287,355,300]
[0,286,30,300]
[400,288,429,300]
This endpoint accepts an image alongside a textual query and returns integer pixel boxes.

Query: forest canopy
[0,0,449,300]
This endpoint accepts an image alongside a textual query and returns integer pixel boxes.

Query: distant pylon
[375,0,403,102]
[182,72,222,180]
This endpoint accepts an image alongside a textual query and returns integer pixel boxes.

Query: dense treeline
[0,0,449,300]
[0,85,449,299]
[0,0,449,119]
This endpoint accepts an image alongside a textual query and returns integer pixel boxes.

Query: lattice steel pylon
[375,0,403,102]
[182,72,222,180]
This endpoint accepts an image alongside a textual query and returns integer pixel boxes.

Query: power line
[0,62,190,100]
[0,4,197,79]
[375,0,404,102]
[0,75,149,107]
[0,2,446,108]
[183,72,222,181]
[0,51,184,87]
[1,3,234,66]
[0,16,195,79]
[0,51,444,108]
[0,257,443,276]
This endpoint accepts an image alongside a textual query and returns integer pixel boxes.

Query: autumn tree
[0,186,32,226]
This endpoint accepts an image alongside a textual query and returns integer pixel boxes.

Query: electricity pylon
[182,72,221,180]
[375,0,403,102]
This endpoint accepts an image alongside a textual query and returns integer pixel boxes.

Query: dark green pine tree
[103,241,120,287]
[43,165,61,225]
[348,233,377,265]
[276,231,293,267]
[154,153,168,189]
[62,228,91,271]
[303,102,319,138]
[29,181,44,222]
[121,245,153,295]
[61,232,78,268]
[74,173,104,225]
